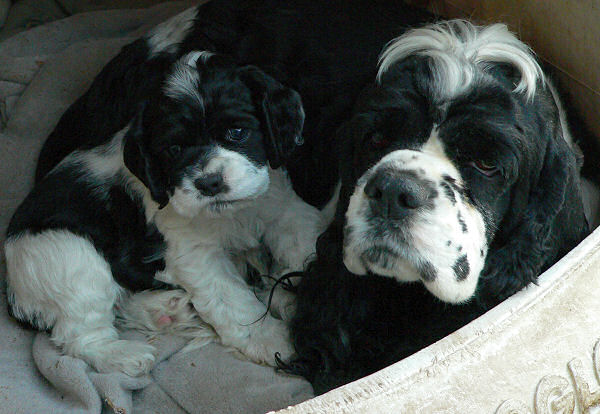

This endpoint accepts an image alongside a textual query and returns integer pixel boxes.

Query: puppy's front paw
[92,340,156,376]
[258,286,297,321]
[243,317,294,366]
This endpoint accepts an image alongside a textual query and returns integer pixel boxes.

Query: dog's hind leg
[5,230,156,376]
[116,288,218,352]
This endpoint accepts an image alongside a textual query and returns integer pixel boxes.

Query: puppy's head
[123,51,304,216]
[340,20,583,304]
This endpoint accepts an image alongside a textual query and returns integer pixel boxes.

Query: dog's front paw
[243,317,294,366]
[91,340,156,376]
[258,285,297,321]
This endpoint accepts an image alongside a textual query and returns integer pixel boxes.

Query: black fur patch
[288,260,482,394]
[440,181,456,205]
[35,38,178,182]
[453,254,470,281]
[419,261,437,282]
[457,211,468,233]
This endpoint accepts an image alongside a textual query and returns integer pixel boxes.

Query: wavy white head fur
[377,20,545,102]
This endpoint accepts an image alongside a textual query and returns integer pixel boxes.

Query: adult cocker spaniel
[288,19,592,393]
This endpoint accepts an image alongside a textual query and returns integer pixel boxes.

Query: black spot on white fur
[457,211,467,233]
[440,181,456,205]
[419,261,437,282]
[453,254,470,281]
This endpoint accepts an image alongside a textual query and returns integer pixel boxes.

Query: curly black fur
[284,238,481,393]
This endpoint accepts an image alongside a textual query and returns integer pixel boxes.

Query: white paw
[118,289,202,334]
[258,285,297,321]
[272,289,297,322]
[92,340,156,376]
[242,317,294,366]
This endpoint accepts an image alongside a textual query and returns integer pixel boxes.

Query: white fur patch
[146,167,334,365]
[164,52,209,109]
[168,146,270,218]
[5,231,156,375]
[343,130,487,303]
[377,20,544,102]
[146,7,198,56]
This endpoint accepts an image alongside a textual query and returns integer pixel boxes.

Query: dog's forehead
[358,73,528,157]
[159,66,260,137]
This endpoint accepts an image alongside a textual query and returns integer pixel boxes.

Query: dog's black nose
[364,170,431,218]
[195,173,225,196]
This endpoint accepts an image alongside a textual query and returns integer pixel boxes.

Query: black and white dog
[5,48,336,375]
[288,20,593,392]
[11,0,431,376]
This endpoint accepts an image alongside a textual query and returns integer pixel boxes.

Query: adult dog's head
[338,20,588,305]
[123,51,304,217]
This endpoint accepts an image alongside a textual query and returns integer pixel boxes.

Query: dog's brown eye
[370,133,390,149]
[226,128,251,142]
[471,160,498,177]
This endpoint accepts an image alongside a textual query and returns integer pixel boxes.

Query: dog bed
[3,1,600,413]
[0,3,313,413]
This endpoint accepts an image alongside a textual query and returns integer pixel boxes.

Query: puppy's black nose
[195,173,225,196]
[364,170,431,219]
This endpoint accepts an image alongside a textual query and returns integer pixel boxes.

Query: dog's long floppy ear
[238,66,305,169]
[123,102,170,209]
[477,119,589,309]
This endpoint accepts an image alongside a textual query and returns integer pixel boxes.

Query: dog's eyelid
[225,127,251,142]
[469,159,501,178]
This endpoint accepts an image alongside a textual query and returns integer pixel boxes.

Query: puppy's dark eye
[226,128,251,142]
[167,145,181,158]
[471,160,499,177]
[370,133,390,149]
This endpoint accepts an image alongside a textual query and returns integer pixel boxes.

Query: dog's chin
[344,237,479,304]
[168,188,257,218]
[344,240,421,281]
[177,198,253,218]
[204,199,250,215]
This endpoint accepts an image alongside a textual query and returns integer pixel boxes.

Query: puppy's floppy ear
[238,65,305,169]
[123,102,169,209]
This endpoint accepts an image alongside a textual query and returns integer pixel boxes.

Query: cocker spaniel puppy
[17,0,432,374]
[288,19,592,393]
[5,51,331,375]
